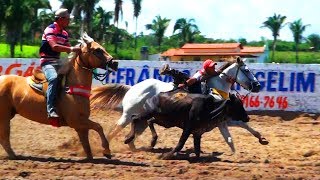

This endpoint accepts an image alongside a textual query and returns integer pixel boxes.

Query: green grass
[270,51,320,64]
[1,43,320,64]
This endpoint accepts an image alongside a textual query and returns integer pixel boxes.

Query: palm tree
[82,0,100,36]
[59,0,100,36]
[132,0,142,49]
[289,19,310,63]
[25,0,51,43]
[173,18,200,45]
[261,13,287,61]
[307,34,320,52]
[145,15,170,52]
[114,0,123,26]
[94,7,113,42]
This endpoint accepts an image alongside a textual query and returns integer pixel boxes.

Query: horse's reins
[75,43,114,84]
[221,63,256,100]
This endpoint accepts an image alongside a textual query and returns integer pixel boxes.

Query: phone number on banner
[239,95,288,109]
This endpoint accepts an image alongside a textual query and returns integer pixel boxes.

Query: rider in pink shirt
[40,8,81,120]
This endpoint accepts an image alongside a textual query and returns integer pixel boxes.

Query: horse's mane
[218,61,232,72]
[62,32,94,73]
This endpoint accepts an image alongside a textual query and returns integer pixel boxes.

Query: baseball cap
[55,8,71,18]
[201,59,216,73]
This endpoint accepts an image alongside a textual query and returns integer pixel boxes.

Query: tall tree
[114,0,123,26]
[94,7,113,42]
[82,0,100,36]
[307,34,320,52]
[0,0,7,35]
[4,0,30,57]
[145,15,170,52]
[173,18,200,45]
[114,0,123,53]
[25,0,51,43]
[132,0,142,49]
[261,13,287,61]
[289,19,309,63]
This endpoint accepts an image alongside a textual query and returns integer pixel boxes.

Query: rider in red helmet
[160,59,221,93]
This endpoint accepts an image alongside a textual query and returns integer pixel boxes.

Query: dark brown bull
[124,89,249,160]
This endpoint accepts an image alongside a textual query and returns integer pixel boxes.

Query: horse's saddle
[27,69,65,95]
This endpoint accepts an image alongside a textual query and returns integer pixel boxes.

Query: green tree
[93,7,113,42]
[238,38,248,45]
[132,0,142,49]
[4,0,30,57]
[173,18,200,45]
[25,0,51,44]
[145,15,170,52]
[261,13,287,61]
[0,0,7,36]
[289,19,310,63]
[307,34,320,52]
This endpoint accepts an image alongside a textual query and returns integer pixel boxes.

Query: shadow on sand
[13,155,149,167]
[139,147,226,163]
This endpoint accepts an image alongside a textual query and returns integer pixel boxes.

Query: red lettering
[5,63,22,76]
[23,62,36,77]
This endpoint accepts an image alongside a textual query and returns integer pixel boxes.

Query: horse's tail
[90,84,131,112]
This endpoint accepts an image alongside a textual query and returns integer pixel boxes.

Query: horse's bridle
[75,43,114,84]
[221,63,256,99]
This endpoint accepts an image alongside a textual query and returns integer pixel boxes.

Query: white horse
[91,58,268,154]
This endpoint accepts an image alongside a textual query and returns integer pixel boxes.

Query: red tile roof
[241,46,265,53]
[161,43,264,57]
[182,43,243,49]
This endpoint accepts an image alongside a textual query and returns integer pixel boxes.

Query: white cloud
[50,0,320,41]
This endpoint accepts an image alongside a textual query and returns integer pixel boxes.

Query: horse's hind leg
[0,110,16,159]
[75,129,93,159]
[76,119,111,159]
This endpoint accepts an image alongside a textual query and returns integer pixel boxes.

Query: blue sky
[49,0,320,42]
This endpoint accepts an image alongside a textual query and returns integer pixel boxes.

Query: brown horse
[0,33,118,160]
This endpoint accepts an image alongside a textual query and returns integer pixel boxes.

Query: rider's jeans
[41,64,58,115]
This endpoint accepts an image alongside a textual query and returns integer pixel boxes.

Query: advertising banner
[0,58,319,113]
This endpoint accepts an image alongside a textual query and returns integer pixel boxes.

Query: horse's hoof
[259,138,269,145]
[103,149,112,159]
[104,154,112,159]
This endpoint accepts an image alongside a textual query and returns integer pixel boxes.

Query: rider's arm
[48,40,74,53]
[178,71,201,88]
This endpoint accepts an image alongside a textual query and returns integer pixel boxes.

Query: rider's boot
[48,109,60,127]
[160,64,189,84]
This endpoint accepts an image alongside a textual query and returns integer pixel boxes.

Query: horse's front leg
[218,121,235,154]
[227,120,269,145]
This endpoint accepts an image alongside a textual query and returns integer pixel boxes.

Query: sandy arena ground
[0,110,319,180]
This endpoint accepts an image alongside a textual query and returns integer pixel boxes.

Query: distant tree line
[1,0,320,61]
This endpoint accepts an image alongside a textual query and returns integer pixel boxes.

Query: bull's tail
[90,84,131,112]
